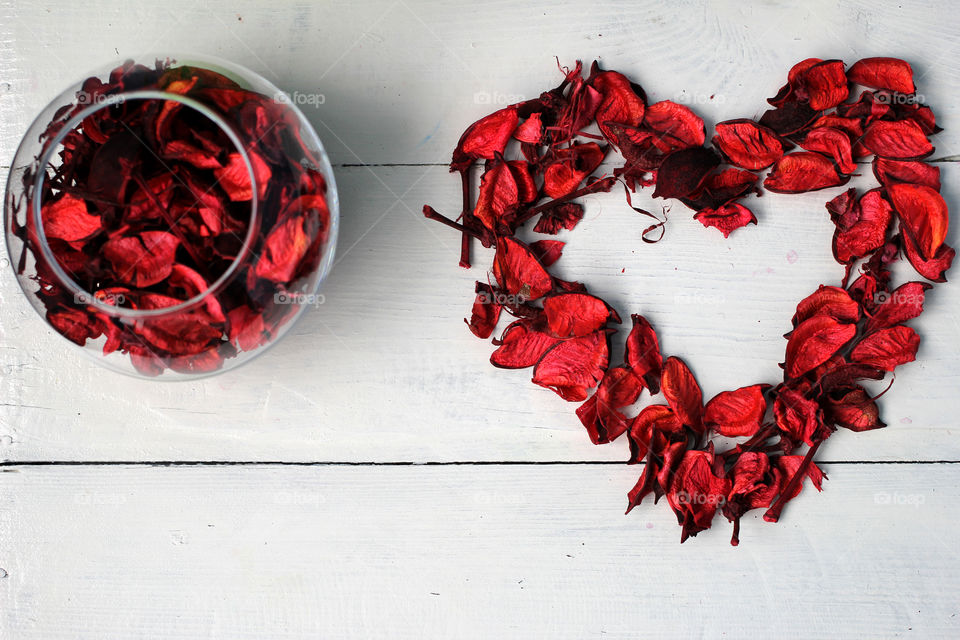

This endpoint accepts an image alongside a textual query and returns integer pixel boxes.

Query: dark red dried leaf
[652,147,720,199]
[872,158,940,191]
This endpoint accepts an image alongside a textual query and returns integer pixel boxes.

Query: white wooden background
[2,0,959,637]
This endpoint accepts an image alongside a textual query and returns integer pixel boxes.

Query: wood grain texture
[3,1,960,637]
[1,463,958,639]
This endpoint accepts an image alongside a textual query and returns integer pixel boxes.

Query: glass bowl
[4,54,339,378]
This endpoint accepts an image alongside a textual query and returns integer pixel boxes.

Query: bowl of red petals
[4,54,338,378]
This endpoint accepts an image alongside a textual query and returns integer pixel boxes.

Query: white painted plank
[1,463,958,638]
[2,164,959,462]
[3,0,960,168]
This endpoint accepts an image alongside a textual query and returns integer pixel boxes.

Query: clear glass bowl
[4,54,339,378]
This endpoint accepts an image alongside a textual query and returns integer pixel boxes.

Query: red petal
[711,119,784,170]
[624,314,663,394]
[693,202,757,238]
[764,152,848,193]
[41,194,101,242]
[901,232,954,282]
[543,293,614,338]
[832,189,893,264]
[848,57,915,94]
[592,70,646,145]
[666,450,731,542]
[866,282,931,332]
[451,106,519,170]
[850,325,920,371]
[862,120,933,159]
[214,151,271,201]
[792,285,860,327]
[465,282,502,339]
[704,384,770,437]
[543,142,605,198]
[102,231,179,287]
[627,405,683,463]
[532,202,584,235]
[887,183,948,260]
[528,240,565,267]
[643,101,706,150]
[473,162,519,231]
[872,158,940,191]
[494,237,553,300]
[801,60,849,110]
[490,320,560,369]
[513,112,543,144]
[652,147,720,199]
[774,386,821,445]
[784,315,856,378]
[800,127,857,174]
[532,330,609,402]
[253,214,314,283]
[661,356,703,431]
[824,386,885,432]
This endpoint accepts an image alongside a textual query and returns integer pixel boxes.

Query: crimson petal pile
[423,57,951,544]
[8,59,333,375]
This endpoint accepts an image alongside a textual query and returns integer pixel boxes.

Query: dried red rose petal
[494,237,553,300]
[784,315,856,378]
[800,59,849,110]
[764,152,848,193]
[872,158,940,191]
[862,120,934,159]
[40,194,101,242]
[451,106,519,170]
[532,330,609,402]
[711,119,784,170]
[624,314,663,394]
[490,320,559,369]
[831,189,893,264]
[543,292,617,338]
[704,384,770,437]
[693,202,756,238]
[102,231,180,288]
[847,57,915,94]
[661,356,703,432]
[886,183,948,260]
[666,449,732,542]
[800,127,857,175]
[850,325,920,371]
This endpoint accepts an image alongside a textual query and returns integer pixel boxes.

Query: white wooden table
[2,1,960,637]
